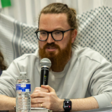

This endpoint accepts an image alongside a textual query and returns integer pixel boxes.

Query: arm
[0,95,16,110]
[0,61,21,110]
[71,97,98,111]
[58,97,99,111]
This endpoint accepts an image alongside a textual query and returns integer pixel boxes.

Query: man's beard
[39,40,72,72]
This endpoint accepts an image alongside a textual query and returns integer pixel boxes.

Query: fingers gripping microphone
[40,58,51,86]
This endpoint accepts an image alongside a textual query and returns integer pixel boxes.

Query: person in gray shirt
[0,3,112,112]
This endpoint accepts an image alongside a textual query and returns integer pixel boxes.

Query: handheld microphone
[40,58,51,86]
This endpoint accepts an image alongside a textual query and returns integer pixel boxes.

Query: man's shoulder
[73,46,107,64]
[14,49,39,63]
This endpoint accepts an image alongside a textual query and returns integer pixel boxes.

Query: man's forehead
[39,13,70,30]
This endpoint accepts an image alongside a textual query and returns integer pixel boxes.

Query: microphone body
[40,58,51,86]
[40,66,49,86]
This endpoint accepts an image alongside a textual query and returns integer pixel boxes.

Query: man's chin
[45,50,58,56]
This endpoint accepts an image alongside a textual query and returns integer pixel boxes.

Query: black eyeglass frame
[35,28,74,41]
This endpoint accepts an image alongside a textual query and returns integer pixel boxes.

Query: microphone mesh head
[40,58,51,68]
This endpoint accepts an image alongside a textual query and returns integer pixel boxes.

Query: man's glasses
[35,28,74,41]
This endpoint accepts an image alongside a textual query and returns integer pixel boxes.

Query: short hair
[0,51,7,70]
[38,3,78,30]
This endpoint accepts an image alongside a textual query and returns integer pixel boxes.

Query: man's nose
[47,33,55,43]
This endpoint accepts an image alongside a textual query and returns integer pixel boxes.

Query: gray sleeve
[89,61,112,108]
[0,61,20,97]
[94,93,112,108]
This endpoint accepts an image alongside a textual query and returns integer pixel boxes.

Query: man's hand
[31,85,64,111]
[31,86,49,106]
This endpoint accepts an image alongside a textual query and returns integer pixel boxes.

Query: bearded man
[0,3,112,112]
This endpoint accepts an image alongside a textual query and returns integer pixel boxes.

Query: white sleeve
[0,60,20,97]
[89,61,112,108]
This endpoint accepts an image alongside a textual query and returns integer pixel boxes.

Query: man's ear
[71,29,77,44]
